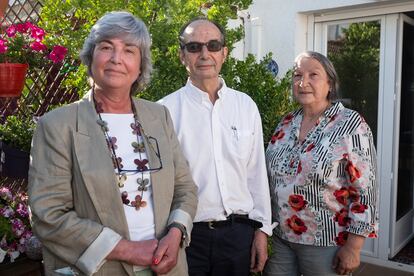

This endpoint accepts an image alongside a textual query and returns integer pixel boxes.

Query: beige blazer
[28,93,197,276]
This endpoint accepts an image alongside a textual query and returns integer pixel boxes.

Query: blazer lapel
[74,93,130,239]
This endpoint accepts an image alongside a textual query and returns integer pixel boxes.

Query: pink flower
[16,203,29,218]
[0,187,13,201]
[0,187,33,263]
[6,25,17,37]
[30,41,47,52]
[30,26,45,41]
[1,22,66,67]
[11,218,25,238]
[48,45,67,63]
[0,39,7,54]
[15,23,30,33]
[0,206,15,218]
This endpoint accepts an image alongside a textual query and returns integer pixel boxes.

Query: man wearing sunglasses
[159,17,272,276]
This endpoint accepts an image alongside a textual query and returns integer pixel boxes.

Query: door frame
[390,13,414,257]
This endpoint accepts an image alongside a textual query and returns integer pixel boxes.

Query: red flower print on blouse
[306,143,315,152]
[283,114,294,125]
[286,215,308,235]
[335,231,348,246]
[346,160,362,183]
[334,208,351,227]
[288,194,308,211]
[271,129,285,144]
[297,161,302,174]
[368,231,378,238]
[334,187,349,205]
[351,202,368,213]
[348,186,360,202]
[334,187,361,205]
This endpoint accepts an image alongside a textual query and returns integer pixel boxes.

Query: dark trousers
[186,221,255,276]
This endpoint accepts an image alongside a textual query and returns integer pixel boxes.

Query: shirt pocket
[226,128,253,160]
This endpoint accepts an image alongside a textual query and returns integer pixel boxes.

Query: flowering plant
[0,187,32,263]
[0,22,67,66]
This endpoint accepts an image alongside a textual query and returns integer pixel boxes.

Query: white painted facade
[233,0,413,74]
[231,0,414,272]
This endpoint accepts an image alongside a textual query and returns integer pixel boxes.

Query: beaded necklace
[93,92,149,211]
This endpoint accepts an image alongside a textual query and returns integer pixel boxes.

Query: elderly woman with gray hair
[28,11,197,276]
[264,51,378,276]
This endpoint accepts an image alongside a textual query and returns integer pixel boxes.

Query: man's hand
[250,230,268,273]
[332,233,365,275]
[107,239,158,266]
[151,227,182,274]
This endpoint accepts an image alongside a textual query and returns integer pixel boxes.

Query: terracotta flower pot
[0,63,28,97]
[0,0,8,19]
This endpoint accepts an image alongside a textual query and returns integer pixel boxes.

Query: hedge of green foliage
[39,0,296,143]
[0,115,36,152]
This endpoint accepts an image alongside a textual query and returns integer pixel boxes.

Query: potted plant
[0,22,68,97]
[0,115,36,179]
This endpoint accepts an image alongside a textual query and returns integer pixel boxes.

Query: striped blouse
[266,102,378,246]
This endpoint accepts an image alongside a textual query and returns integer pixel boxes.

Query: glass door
[390,13,414,258]
[314,16,383,257]
[326,20,380,143]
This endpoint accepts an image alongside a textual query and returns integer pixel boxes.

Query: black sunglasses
[181,40,224,53]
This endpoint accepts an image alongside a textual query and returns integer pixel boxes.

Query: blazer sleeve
[28,114,121,275]
[162,105,198,245]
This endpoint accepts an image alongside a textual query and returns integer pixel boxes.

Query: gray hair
[294,51,339,101]
[80,11,152,94]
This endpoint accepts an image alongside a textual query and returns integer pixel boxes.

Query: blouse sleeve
[342,119,379,238]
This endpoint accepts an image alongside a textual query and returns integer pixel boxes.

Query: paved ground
[354,262,414,276]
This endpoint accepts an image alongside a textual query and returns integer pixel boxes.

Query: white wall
[235,0,395,76]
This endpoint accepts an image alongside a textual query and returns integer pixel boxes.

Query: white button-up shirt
[159,79,272,235]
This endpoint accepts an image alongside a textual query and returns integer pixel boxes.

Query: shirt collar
[185,78,227,103]
[324,101,344,118]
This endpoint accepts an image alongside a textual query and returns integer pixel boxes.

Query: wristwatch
[168,222,187,247]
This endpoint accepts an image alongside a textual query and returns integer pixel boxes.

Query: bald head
[179,18,225,46]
